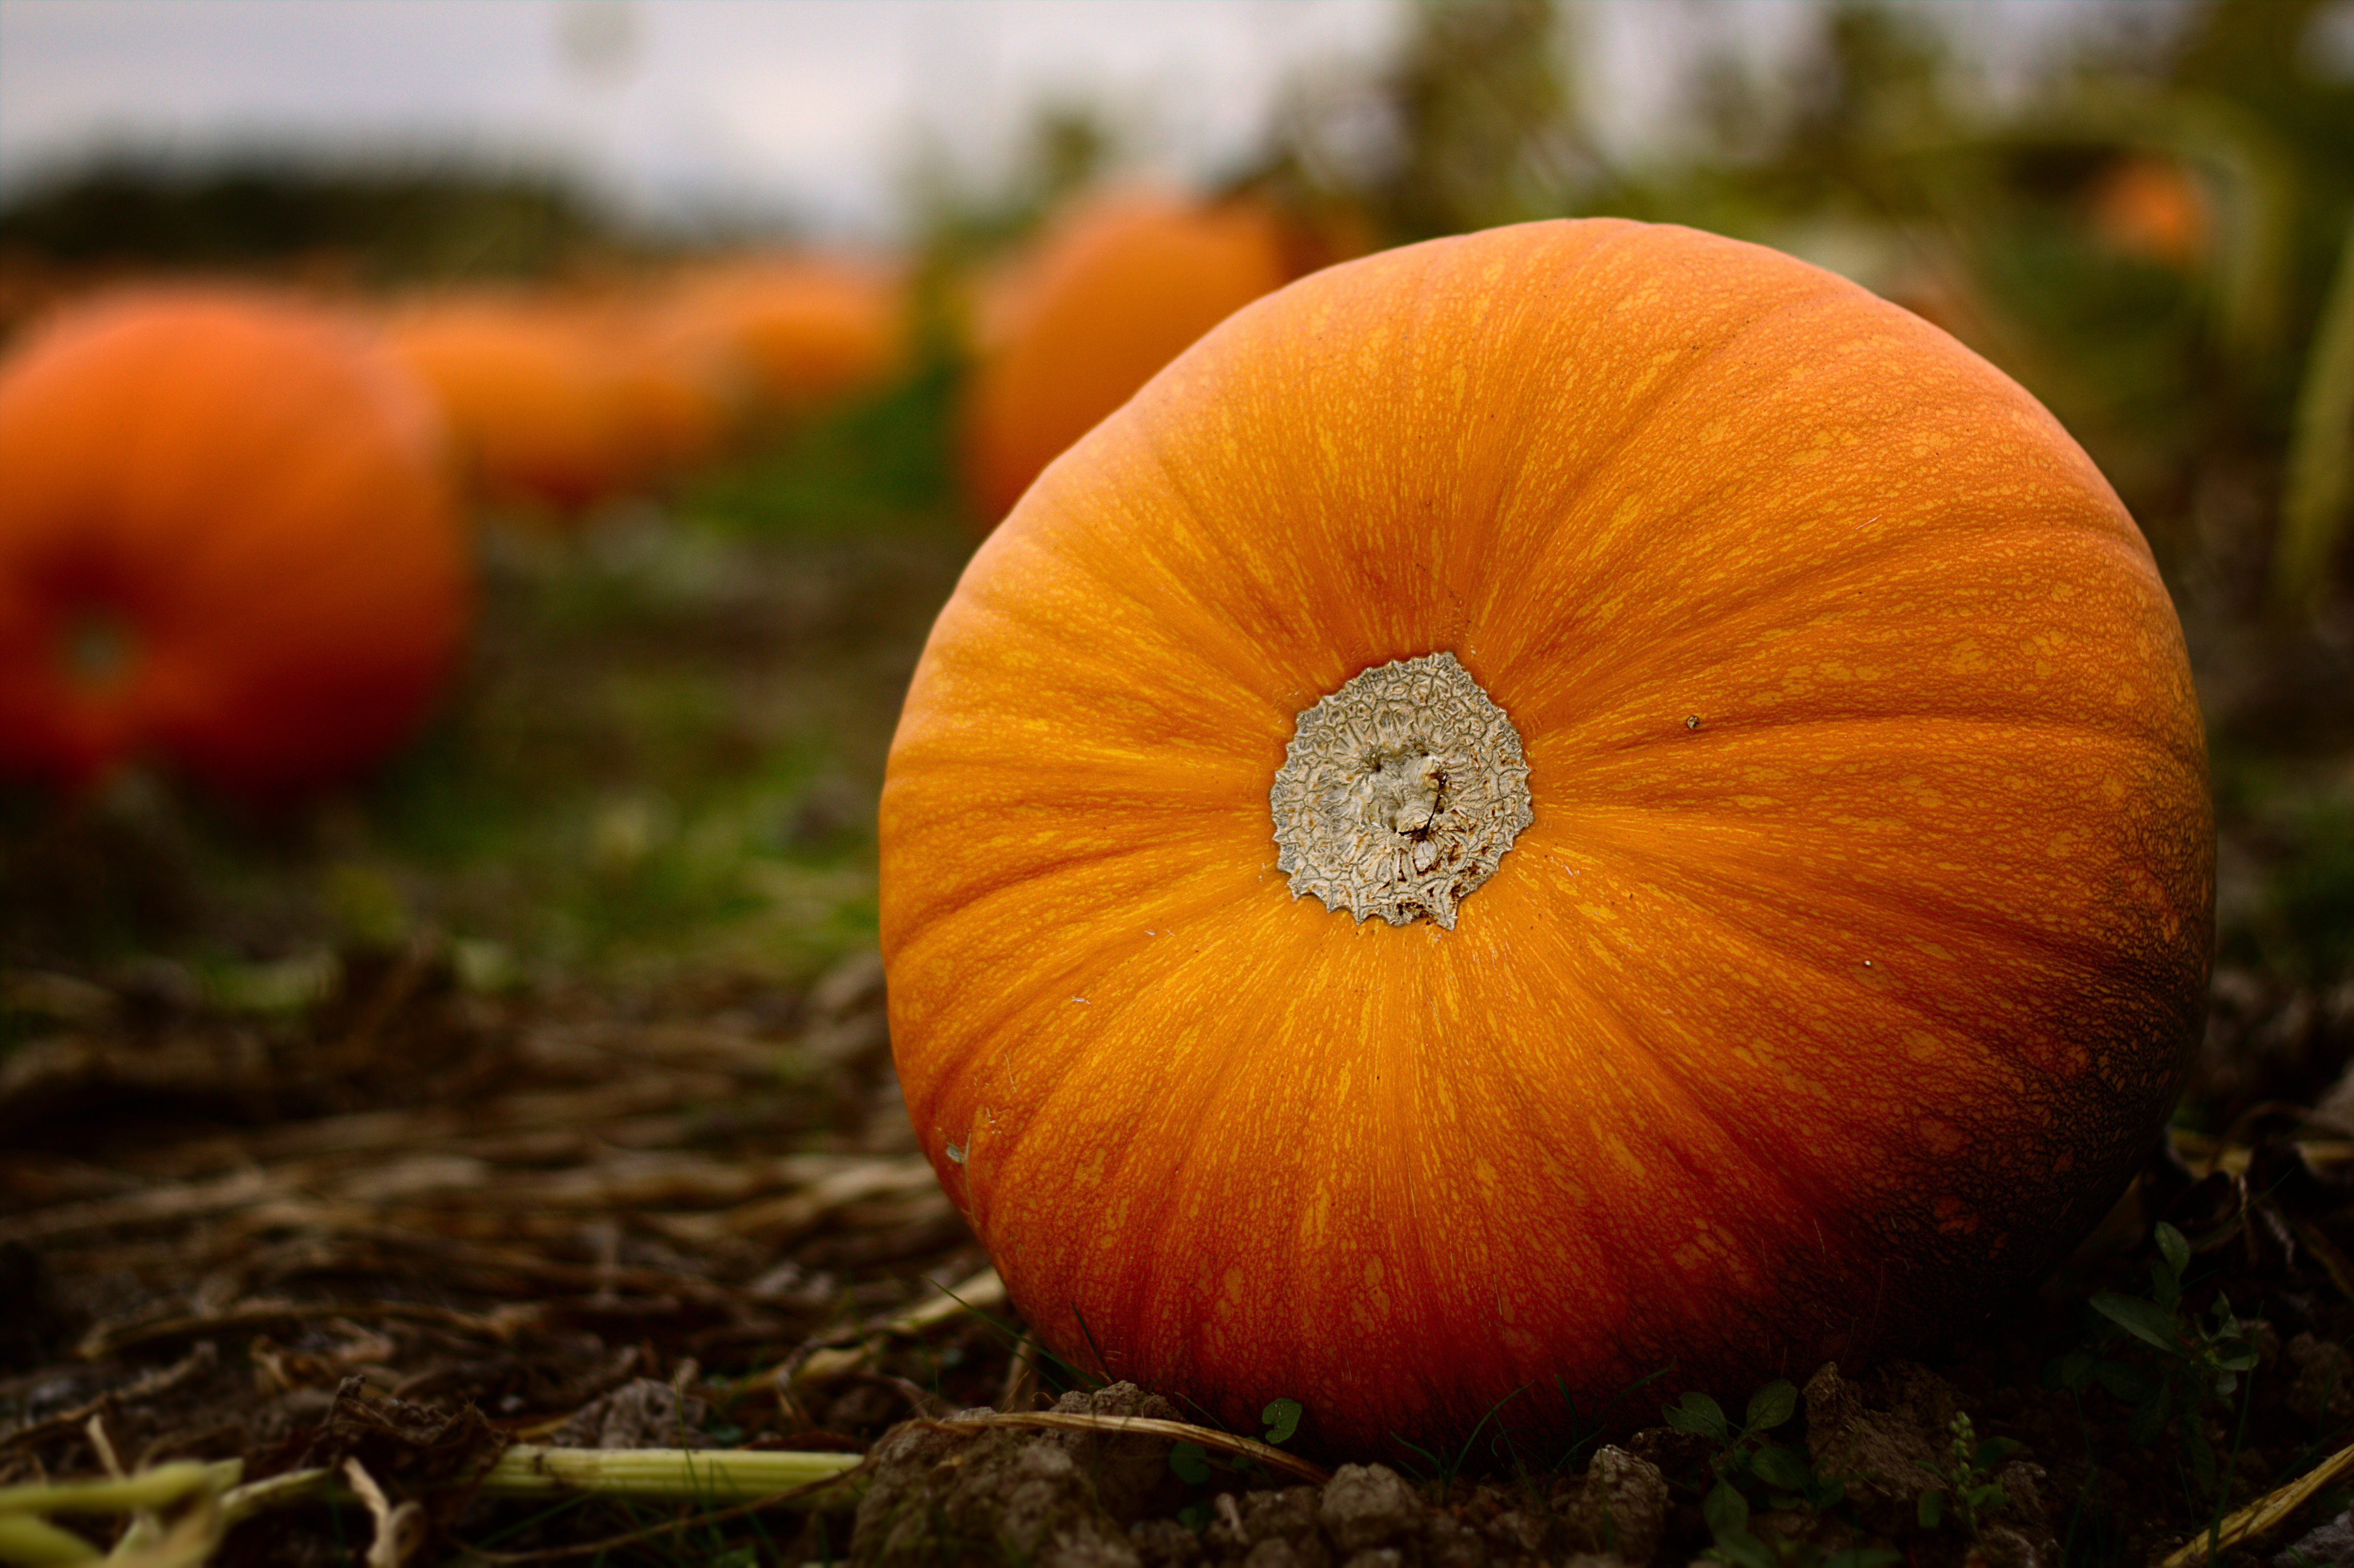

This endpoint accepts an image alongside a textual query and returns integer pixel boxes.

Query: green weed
[1913,1410,2021,1539]
[1665,1380,1895,1568]
[2045,1220,2258,1506]
[1168,1397,1306,1493]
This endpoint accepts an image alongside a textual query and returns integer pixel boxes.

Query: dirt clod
[1319,1463,1424,1554]
[2277,1508,2354,1568]
[1046,1381,1192,1524]
[1558,1445,1668,1562]
[2285,1332,2354,1422]
[548,1375,714,1448]
[1803,1360,1955,1537]
[855,1405,1142,1567]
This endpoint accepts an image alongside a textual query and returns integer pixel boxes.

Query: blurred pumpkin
[656,255,905,421]
[958,188,1297,528]
[2088,155,2209,267]
[0,286,472,797]
[880,219,2213,1459]
[380,291,653,516]
[600,298,749,484]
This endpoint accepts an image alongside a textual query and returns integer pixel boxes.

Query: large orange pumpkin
[958,188,1298,528]
[0,287,471,798]
[880,220,2212,1460]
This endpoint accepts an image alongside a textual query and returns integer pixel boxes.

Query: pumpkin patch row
[379,254,907,518]
[0,257,906,797]
[0,186,1330,799]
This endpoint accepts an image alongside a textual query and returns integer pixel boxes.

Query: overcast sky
[0,0,2221,239]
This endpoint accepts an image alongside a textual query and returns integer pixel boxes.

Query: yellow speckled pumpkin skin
[878,219,2212,1460]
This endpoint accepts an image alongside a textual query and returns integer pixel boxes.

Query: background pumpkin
[380,290,654,516]
[880,218,2214,1460]
[0,286,472,798]
[956,187,1297,529]
[2087,153,2210,267]
[656,254,905,424]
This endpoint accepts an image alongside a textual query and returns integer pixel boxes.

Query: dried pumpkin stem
[1269,651,1531,929]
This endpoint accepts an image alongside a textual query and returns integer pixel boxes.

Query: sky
[0,0,2218,240]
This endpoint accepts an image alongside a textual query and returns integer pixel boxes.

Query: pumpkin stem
[1269,651,1531,929]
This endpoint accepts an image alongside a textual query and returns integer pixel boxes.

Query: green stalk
[0,1446,866,1567]
[2274,215,2354,617]
[0,1514,104,1568]
[477,1444,866,1503]
[0,1465,225,1520]
[0,1463,232,1568]
[215,1444,867,1525]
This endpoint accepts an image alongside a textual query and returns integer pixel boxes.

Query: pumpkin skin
[0,287,471,798]
[879,219,2213,1461]
[958,189,1296,528]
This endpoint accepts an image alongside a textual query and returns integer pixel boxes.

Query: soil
[4,446,2354,1567]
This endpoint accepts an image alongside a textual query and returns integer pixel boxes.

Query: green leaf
[1261,1397,1302,1447]
[1703,1476,1751,1539]
[1713,1534,1777,1568]
[2155,1221,2191,1281]
[1965,1482,2010,1512]
[1750,1444,1812,1490]
[1744,1380,1798,1432]
[1668,1392,1731,1442]
[1919,1488,1946,1529]
[2044,1349,2096,1391]
[1169,1442,1211,1486]
[1825,1552,1902,1568]
[2091,1292,2182,1354]
[1971,1436,2022,1469]
[2215,1343,2260,1374]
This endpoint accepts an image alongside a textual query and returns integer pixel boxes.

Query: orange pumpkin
[2088,155,2208,267]
[606,302,748,483]
[380,291,656,515]
[657,255,905,421]
[0,287,471,797]
[958,188,1298,528]
[880,220,2212,1459]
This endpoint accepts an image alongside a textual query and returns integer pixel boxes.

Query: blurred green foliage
[0,160,641,284]
[902,100,1122,274]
